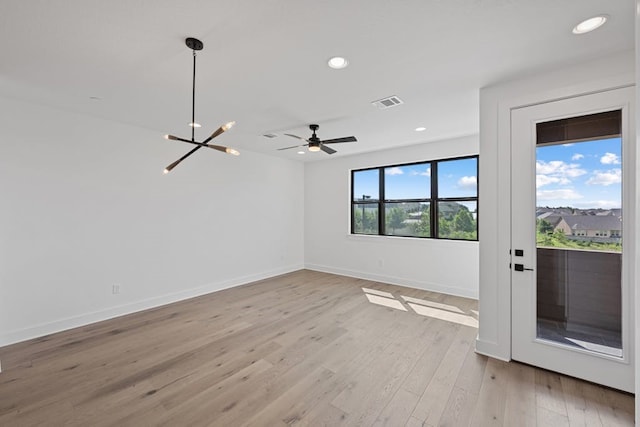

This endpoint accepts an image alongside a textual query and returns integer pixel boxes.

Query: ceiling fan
[162,37,239,174]
[277,124,357,154]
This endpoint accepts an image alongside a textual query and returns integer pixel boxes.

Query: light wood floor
[0,270,633,426]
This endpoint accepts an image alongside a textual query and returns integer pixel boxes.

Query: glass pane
[384,163,431,200]
[384,202,430,237]
[535,134,622,357]
[352,204,379,234]
[353,169,379,202]
[437,158,477,198]
[437,201,477,240]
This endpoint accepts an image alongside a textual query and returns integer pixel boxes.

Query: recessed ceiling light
[415,127,426,132]
[189,122,201,128]
[297,151,305,154]
[572,15,608,34]
[328,56,349,69]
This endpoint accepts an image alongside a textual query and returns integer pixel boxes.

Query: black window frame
[350,155,479,241]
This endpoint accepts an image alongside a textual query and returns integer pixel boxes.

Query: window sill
[346,233,479,245]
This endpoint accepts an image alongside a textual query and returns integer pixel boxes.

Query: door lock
[514,263,534,272]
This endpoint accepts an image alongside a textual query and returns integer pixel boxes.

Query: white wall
[304,135,479,299]
[477,50,635,360]
[635,0,640,419]
[0,97,304,346]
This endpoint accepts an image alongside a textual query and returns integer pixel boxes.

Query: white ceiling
[0,0,634,161]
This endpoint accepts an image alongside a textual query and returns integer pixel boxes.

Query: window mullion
[379,167,385,235]
[431,161,438,238]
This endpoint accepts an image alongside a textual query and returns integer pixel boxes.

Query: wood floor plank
[469,357,508,426]
[503,361,537,426]
[372,387,421,427]
[535,368,569,418]
[537,406,570,426]
[559,375,602,426]
[0,270,634,426]
[439,385,479,427]
[240,365,338,426]
[401,320,459,396]
[297,403,350,427]
[410,324,476,425]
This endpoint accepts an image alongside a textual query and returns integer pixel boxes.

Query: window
[351,156,478,240]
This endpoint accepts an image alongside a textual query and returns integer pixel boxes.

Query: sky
[353,158,477,201]
[536,137,621,209]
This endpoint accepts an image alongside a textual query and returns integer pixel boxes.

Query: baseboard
[474,337,510,361]
[304,263,478,300]
[0,264,303,347]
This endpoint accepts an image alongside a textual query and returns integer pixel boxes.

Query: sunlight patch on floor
[407,303,479,328]
[401,296,465,314]
[361,288,478,327]
[361,287,394,299]
[365,294,408,311]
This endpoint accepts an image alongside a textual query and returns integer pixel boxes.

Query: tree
[353,209,363,232]
[413,206,431,237]
[363,209,378,233]
[537,219,554,234]
[453,208,474,233]
[438,214,451,236]
[386,207,407,234]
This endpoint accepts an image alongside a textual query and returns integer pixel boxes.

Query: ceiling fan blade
[321,136,357,144]
[284,133,308,141]
[320,144,337,155]
[277,144,307,151]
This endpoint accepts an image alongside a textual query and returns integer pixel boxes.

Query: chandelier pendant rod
[191,50,197,142]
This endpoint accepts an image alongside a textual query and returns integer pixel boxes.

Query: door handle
[514,263,534,272]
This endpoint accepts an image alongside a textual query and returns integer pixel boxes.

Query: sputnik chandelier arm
[163,37,239,174]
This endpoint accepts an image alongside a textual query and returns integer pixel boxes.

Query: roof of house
[561,215,622,231]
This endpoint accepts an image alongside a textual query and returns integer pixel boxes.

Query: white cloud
[573,200,621,209]
[562,143,574,147]
[536,189,583,201]
[411,168,430,177]
[536,175,563,188]
[536,160,586,178]
[535,160,585,188]
[458,176,477,188]
[385,167,404,175]
[571,153,584,161]
[600,152,620,165]
[586,169,621,186]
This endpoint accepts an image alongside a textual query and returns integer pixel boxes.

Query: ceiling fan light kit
[162,37,239,174]
[278,124,357,155]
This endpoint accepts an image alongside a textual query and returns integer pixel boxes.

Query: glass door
[510,87,634,392]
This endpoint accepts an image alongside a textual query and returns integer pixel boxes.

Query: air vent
[263,133,278,139]
[371,95,404,109]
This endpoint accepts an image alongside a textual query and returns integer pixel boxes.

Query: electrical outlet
[112,284,121,294]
